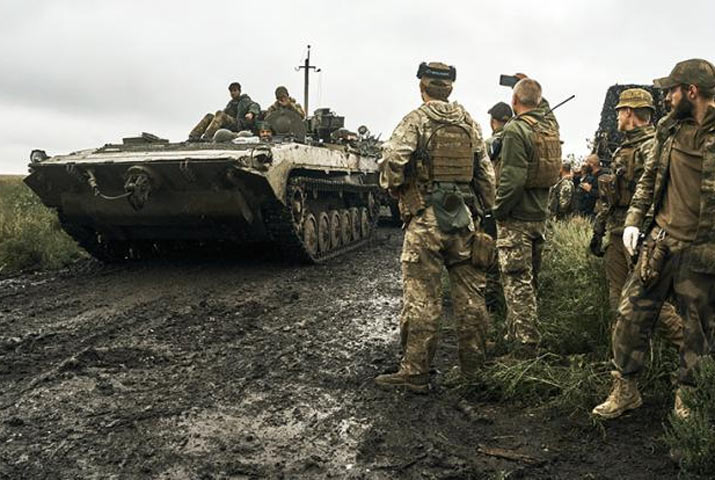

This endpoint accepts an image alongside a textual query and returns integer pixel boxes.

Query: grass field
[0,175,83,274]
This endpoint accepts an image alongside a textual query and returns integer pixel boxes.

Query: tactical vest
[599,131,655,208]
[426,123,474,183]
[399,120,474,226]
[520,116,561,189]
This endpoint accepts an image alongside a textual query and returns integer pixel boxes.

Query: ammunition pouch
[637,229,669,290]
[399,180,427,220]
[471,231,496,270]
[521,116,561,189]
[428,183,472,233]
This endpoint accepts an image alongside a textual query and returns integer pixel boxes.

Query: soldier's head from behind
[488,102,513,133]
[275,86,290,106]
[654,58,715,121]
[561,161,572,177]
[228,82,242,100]
[416,62,455,102]
[615,88,654,132]
[511,78,542,115]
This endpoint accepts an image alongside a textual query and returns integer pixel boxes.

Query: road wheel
[350,207,361,240]
[340,210,351,245]
[329,210,341,248]
[303,212,318,258]
[360,207,371,238]
[317,211,331,253]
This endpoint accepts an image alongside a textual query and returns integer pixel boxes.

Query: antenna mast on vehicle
[296,45,320,116]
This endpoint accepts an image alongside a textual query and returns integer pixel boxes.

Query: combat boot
[188,113,214,141]
[673,387,692,420]
[374,371,429,393]
[591,371,642,419]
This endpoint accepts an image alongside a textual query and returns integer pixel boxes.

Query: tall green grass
[0,176,83,273]
[465,216,677,416]
[665,357,715,477]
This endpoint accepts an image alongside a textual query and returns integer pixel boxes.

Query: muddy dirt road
[0,228,678,479]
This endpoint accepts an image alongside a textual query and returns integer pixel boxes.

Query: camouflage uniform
[494,97,561,345]
[592,90,683,348]
[377,64,494,386]
[265,97,306,119]
[189,94,261,140]
[611,59,715,389]
[484,126,506,311]
[548,175,574,219]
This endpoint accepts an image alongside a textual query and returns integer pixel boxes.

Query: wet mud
[0,228,677,479]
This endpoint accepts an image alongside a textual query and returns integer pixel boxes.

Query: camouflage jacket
[486,128,505,188]
[265,97,306,119]
[224,94,261,121]
[594,125,655,237]
[625,106,715,273]
[548,176,574,218]
[379,100,495,216]
[494,98,560,222]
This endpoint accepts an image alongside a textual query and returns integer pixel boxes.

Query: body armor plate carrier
[427,123,474,183]
[521,115,561,189]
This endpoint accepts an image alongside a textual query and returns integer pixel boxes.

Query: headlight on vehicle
[30,149,48,164]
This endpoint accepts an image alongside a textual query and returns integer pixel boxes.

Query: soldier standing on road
[265,86,306,119]
[188,82,261,141]
[592,59,715,422]
[589,88,683,347]
[483,102,513,312]
[493,77,562,350]
[375,61,495,392]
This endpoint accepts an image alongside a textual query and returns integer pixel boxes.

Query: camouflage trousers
[496,219,546,344]
[188,111,237,140]
[613,226,715,386]
[399,206,490,376]
[605,232,683,348]
[482,215,503,312]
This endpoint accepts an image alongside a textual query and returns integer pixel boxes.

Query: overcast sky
[1,0,713,174]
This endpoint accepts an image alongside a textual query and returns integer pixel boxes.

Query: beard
[672,95,694,120]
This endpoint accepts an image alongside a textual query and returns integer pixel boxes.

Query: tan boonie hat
[653,58,715,89]
[615,88,655,110]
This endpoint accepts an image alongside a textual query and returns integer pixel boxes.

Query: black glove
[589,233,605,257]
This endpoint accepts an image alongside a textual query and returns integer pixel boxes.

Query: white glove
[623,226,640,257]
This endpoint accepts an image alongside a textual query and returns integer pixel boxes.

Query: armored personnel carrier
[592,84,667,164]
[24,109,381,264]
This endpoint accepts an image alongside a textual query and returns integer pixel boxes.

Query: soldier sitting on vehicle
[265,86,306,119]
[188,82,261,141]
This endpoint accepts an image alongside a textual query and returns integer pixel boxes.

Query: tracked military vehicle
[592,84,667,164]
[25,109,381,264]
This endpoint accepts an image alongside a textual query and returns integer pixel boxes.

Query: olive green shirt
[494,99,560,222]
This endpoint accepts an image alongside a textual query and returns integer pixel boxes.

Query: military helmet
[275,86,289,98]
[488,102,513,122]
[615,88,655,111]
[417,62,456,86]
[653,58,715,89]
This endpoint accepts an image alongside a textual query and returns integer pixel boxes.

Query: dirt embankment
[0,228,677,479]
